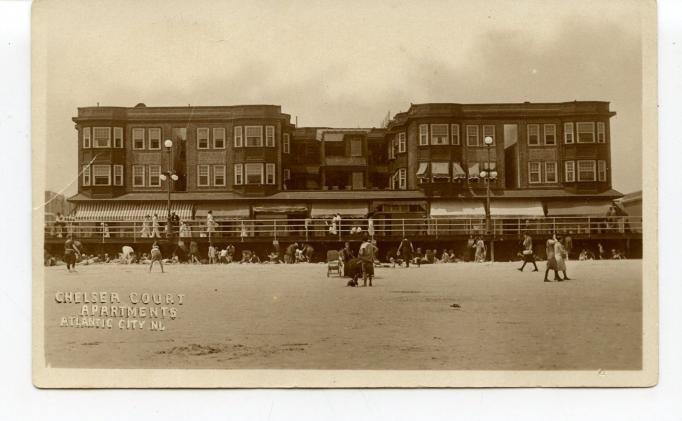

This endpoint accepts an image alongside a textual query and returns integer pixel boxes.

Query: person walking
[544,236,563,282]
[518,233,538,272]
[149,241,164,273]
[63,234,80,272]
[189,240,200,264]
[358,234,377,287]
[397,237,414,268]
[555,236,570,280]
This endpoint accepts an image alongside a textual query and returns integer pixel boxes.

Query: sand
[43,259,642,370]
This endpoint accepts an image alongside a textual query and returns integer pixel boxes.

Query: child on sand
[149,242,164,273]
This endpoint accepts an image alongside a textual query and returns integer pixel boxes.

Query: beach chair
[326,250,342,277]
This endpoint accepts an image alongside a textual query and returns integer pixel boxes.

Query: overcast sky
[41,0,644,196]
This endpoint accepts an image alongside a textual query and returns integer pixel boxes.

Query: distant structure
[44,191,74,217]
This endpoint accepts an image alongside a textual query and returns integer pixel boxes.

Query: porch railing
[45,216,642,242]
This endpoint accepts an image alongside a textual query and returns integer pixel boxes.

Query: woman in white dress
[554,236,570,280]
[367,216,375,238]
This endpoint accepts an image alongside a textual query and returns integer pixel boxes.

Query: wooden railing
[45,216,642,242]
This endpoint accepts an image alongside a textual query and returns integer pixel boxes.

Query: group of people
[139,211,220,239]
[517,233,570,282]
[338,235,379,287]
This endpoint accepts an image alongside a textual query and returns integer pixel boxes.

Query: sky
[39,0,644,196]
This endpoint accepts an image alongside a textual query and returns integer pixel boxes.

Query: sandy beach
[43,259,642,370]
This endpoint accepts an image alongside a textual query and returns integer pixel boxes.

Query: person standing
[564,234,573,261]
[149,241,164,273]
[367,215,375,239]
[598,242,605,260]
[285,242,298,264]
[465,235,475,262]
[55,212,65,238]
[141,214,152,238]
[165,213,173,239]
[358,234,377,287]
[208,242,216,264]
[340,242,354,276]
[179,220,190,238]
[518,233,538,272]
[189,240,200,264]
[544,236,563,282]
[474,237,486,263]
[397,237,414,268]
[206,210,216,239]
[151,213,161,238]
[63,234,80,272]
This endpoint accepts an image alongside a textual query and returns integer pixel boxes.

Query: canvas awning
[195,204,249,219]
[490,200,545,217]
[430,200,485,217]
[73,202,193,221]
[545,200,615,216]
[452,163,466,179]
[323,133,344,142]
[431,162,450,178]
[252,204,308,214]
[416,162,429,178]
[310,202,368,218]
[468,163,480,180]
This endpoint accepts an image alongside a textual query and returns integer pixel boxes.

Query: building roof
[68,188,623,203]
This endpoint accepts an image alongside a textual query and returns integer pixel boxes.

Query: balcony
[323,156,367,167]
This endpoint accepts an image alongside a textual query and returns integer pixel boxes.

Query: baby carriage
[326,249,342,277]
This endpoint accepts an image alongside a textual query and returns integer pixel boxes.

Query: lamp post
[159,139,179,220]
[479,135,498,262]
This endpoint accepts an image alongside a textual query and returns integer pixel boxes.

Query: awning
[73,202,193,221]
[310,202,368,218]
[372,200,428,212]
[252,204,308,214]
[545,200,615,216]
[431,162,450,178]
[416,162,429,178]
[323,133,344,142]
[490,200,545,217]
[468,163,480,180]
[430,200,485,217]
[195,204,249,219]
[452,163,466,179]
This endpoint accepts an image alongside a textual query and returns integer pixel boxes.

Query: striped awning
[195,204,249,219]
[73,202,193,221]
[490,200,545,217]
[311,202,368,218]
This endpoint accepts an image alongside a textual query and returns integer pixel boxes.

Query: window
[196,128,209,149]
[132,165,145,187]
[93,127,111,148]
[92,165,111,186]
[197,165,210,187]
[577,122,595,143]
[398,132,406,153]
[147,128,161,150]
[234,126,243,147]
[245,126,263,147]
[132,128,145,149]
[398,168,407,190]
[213,128,225,149]
[113,165,124,186]
[577,160,596,181]
[419,124,428,146]
[265,126,275,147]
[82,127,91,148]
[466,125,479,146]
[265,163,276,185]
[148,165,161,187]
[245,163,264,184]
[113,127,123,148]
[234,164,243,185]
[527,124,540,146]
[283,168,291,180]
[564,161,575,182]
[483,125,495,144]
[597,122,606,143]
[451,124,460,145]
[388,139,395,160]
[545,161,557,183]
[430,124,449,145]
[350,139,363,157]
[528,162,542,184]
[564,122,574,144]
[598,160,607,181]
[213,165,226,186]
[82,165,91,186]
[544,124,556,145]
[283,133,290,153]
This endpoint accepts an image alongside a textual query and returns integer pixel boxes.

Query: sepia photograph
[31,0,657,387]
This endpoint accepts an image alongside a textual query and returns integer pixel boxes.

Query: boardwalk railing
[45,216,642,242]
